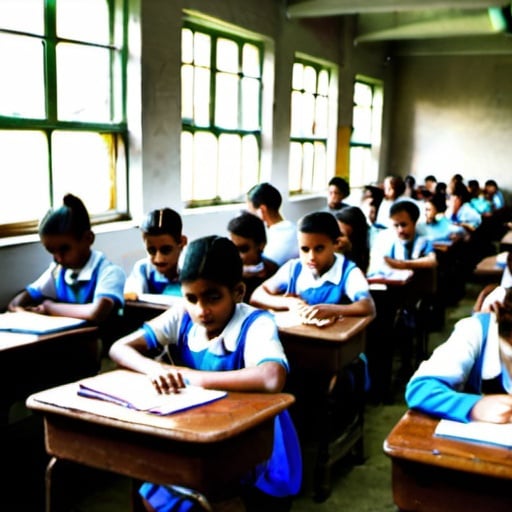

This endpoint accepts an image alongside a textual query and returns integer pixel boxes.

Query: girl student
[109,235,302,512]
[124,207,187,300]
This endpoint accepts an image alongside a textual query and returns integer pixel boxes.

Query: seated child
[334,206,370,273]
[250,211,376,323]
[227,211,278,302]
[124,208,187,300]
[5,193,126,420]
[109,235,302,512]
[406,286,512,424]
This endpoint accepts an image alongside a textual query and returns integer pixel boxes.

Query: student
[368,200,437,276]
[417,195,465,244]
[405,286,512,424]
[367,200,437,402]
[375,175,409,229]
[445,180,482,233]
[484,179,506,211]
[334,206,370,273]
[324,176,350,213]
[246,182,299,267]
[8,193,125,326]
[109,235,302,512]
[467,179,492,215]
[4,193,126,420]
[474,251,512,313]
[124,207,187,300]
[250,211,376,321]
[227,211,278,302]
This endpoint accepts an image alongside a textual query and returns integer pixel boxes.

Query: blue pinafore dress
[140,309,303,512]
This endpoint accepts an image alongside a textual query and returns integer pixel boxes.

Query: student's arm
[31,296,116,323]
[109,328,287,394]
[7,290,38,311]
[297,296,376,321]
[249,282,305,311]
[384,251,437,270]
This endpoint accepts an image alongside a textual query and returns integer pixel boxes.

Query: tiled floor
[3,282,480,511]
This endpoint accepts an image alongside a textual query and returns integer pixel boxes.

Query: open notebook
[77,369,227,416]
[0,311,87,334]
[434,418,512,449]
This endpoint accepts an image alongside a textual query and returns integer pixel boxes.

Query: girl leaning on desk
[406,286,512,424]
[109,235,302,512]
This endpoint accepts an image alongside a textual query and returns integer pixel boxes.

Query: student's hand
[148,366,186,394]
[470,394,512,423]
[384,256,407,269]
[124,291,138,301]
[295,303,338,327]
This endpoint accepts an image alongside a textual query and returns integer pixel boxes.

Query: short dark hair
[39,193,91,238]
[227,211,266,245]
[140,208,183,241]
[247,182,282,211]
[389,200,420,223]
[298,211,341,241]
[180,235,242,288]
[328,177,350,197]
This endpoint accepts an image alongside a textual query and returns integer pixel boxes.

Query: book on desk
[434,418,512,449]
[77,369,227,415]
[0,310,87,334]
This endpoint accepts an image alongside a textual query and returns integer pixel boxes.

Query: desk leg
[313,364,366,503]
[45,456,68,512]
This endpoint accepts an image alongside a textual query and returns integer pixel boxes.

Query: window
[181,16,263,207]
[0,0,128,237]
[289,55,337,196]
[349,77,383,189]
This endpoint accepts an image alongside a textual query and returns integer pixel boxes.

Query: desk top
[0,325,98,351]
[474,254,504,277]
[273,311,372,343]
[27,369,294,444]
[367,269,414,286]
[384,410,512,480]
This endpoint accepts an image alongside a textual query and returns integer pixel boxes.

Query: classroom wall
[388,54,512,197]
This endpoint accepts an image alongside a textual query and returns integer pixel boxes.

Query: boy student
[406,286,512,424]
[250,210,376,323]
[246,182,299,267]
[227,210,278,302]
[324,176,351,213]
[109,235,302,512]
[366,200,437,404]
[124,207,187,300]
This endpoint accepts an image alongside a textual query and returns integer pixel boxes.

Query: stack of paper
[0,311,86,334]
[434,418,512,448]
[77,369,227,415]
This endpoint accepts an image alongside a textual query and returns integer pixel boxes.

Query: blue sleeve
[405,375,481,422]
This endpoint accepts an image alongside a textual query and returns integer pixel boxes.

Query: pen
[432,447,479,460]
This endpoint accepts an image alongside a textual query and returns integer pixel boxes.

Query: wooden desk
[384,410,512,512]
[499,230,512,252]
[27,370,294,512]
[274,312,372,502]
[473,254,504,281]
[0,326,99,424]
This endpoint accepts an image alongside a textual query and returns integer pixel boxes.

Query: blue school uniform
[26,250,125,309]
[138,303,302,512]
[125,258,182,296]
[406,312,511,422]
[265,253,372,304]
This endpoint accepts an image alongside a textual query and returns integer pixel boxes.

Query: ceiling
[286,1,512,55]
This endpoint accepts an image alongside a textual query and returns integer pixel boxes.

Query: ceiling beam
[286,0,506,18]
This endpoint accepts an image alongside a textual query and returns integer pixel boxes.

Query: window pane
[181,64,194,120]
[182,28,193,64]
[216,38,238,73]
[0,0,44,34]
[57,43,113,122]
[318,69,329,96]
[181,131,194,203]
[288,142,302,192]
[193,67,211,127]
[241,77,260,130]
[302,142,314,190]
[303,66,317,93]
[312,142,327,191]
[241,135,259,195]
[215,72,238,129]
[301,92,315,137]
[315,96,328,137]
[352,105,372,142]
[0,130,49,223]
[354,81,373,107]
[192,132,218,200]
[52,131,117,214]
[292,62,303,90]
[242,43,260,78]
[218,134,241,199]
[350,146,374,188]
[0,33,45,118]
[57,0,110,45]
[194,32,211,67]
